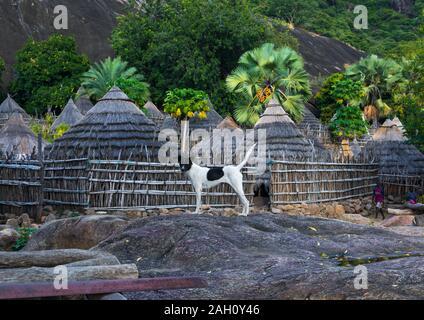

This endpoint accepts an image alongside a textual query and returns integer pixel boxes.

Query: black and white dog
[179,144,256,216]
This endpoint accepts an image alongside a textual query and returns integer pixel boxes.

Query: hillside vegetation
[264,0,424,57]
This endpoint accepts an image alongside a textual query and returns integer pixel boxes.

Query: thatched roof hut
[189,100,223,131]
[362,119,424,176]
[254,99,329,161]
[47,87,161,160]
[0,114,46,158]
[0,94,30,127]
[50,98,83,132]
[373,119,406,142]
[143,101,164,127]
[75,88,94,115]
[192,116,244,165]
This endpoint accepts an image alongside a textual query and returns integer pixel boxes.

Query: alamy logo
[353,5,368,30]
[353,265,368,290]
[53,265,68,290]
[54,5,68,30]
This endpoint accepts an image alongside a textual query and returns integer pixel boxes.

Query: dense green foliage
[163,88,209,121]
[315,73,364,124]
[10,35,89,115]
[13,227,38,251]
[329,105,368,139]
[346,55,404,119]
[227,43,311,126]
[111,0,297,115]
[30,115,70,143]
[265,0,424,57]
[81,57,150,106]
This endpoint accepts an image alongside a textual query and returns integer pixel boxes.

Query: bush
[13,227,38,251]
[329,105,368,139]
[315,73,364,124]
[10,35,89,115]
[163,88,209,121]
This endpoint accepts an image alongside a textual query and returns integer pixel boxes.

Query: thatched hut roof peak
[0,94,30,119]
[98,86,133,102]
[51,98,83,132]
[255,99,295,127]
[144,101,163,118]
[75,87,94,115]
[217,117,241,130]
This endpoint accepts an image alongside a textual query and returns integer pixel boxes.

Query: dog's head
[178,154,193,172]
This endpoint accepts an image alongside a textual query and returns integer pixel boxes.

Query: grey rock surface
[95,214,424,299]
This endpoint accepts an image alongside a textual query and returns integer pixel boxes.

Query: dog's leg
[194,186,202,214]
[228,173,250,216]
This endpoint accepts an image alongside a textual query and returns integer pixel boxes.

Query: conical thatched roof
[254,99,329,161]
[47,87,161,160]
[392,116,405,133]
[0,114,46,158]
[362,119,424,176]
[189,100,223,131]
[0,94,30,126]
[217,117,240,130]
[373,119,406,142]
[50,99,83,132]
[143,101,164,126]
[75,88,94,115]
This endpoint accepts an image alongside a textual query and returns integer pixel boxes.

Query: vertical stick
[36,134,44,223]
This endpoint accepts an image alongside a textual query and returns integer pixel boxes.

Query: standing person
[373,184,385,219]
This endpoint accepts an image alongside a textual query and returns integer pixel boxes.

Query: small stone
[334,205,345,217]
[201,205,211,211]
[18,213,31,226]
[278,205,295,212]
[271,207,282,214]
[223,208,237,217]
[0,228,20,251]
[6,218,19,229]
[159,208,169,215]
[126,211,139,219]
[380,215,415,227]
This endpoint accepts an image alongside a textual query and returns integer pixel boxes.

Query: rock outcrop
[94,214,424,299]
[24,215,130,251]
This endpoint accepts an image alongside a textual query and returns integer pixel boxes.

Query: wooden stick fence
[1,157,421,218]
[270,160,380,205]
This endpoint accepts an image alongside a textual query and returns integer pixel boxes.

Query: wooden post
[36,133,44,223]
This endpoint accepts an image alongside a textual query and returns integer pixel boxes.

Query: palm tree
[80,57,150,103]
[226,43,311,126]
[345,54,403,126]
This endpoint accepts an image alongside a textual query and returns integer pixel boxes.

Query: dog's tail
[236,143,257,171]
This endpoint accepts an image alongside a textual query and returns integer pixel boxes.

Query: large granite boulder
[95,214,424,299]
[24,215,130,251]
